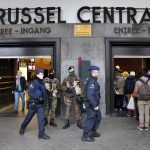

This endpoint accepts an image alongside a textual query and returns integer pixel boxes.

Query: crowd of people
[12,65,101,142]
[114,66,150,131]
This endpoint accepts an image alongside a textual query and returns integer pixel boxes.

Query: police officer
[19,69,50,140]
[44,69,61,126]
[82,66,101,142]
[61,66,83,129]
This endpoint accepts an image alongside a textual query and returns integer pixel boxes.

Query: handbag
[127,95,135,110]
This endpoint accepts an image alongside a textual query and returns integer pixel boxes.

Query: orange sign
[74,24,92,36]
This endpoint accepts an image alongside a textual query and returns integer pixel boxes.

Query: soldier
[44,69,61,127]
[19,69,50,140]
[82,66,101,142]
[62,66,83,129]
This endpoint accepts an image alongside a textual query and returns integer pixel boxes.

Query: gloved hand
[53,89,58,97]
[73,80,78,87]
[75,85,81,95]
[66,81,70,88]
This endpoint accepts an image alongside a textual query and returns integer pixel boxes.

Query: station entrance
[113,57,150,116]
[105,38,150,115]
[0,38,60,116]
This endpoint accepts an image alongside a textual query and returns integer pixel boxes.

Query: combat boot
[81,131,95,142]
[91,130,101,137]
[77,120,83,129]
[50,118,57,127]
[62,120,70,129]
[44,118,48,126]
[38,133,51,140]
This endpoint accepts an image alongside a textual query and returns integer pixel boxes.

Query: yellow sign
[74,24,92,36]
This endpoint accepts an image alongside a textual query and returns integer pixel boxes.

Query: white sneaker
[145,127,149,131]
[137,126,144,131]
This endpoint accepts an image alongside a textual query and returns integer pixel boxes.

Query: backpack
[138,79,150,100]
[124,78,136,94]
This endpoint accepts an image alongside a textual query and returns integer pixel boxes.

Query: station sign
[0,7,150,24]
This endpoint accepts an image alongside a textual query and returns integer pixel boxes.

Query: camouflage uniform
[49,78,61,119]
[44,77,61,126]
[62,71,83,129]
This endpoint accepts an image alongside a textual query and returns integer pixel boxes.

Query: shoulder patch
[29,84,34,88]
[89,84,95,88]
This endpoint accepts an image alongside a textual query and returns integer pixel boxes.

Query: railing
[0,76,15,78]
[0,81,13,85]
[0,76,15,91]
[0,86,13,91]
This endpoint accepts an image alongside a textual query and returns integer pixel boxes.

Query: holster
[27,99,44,109]
[27,100,36,109]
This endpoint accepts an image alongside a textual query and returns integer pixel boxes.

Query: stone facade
[0,23,150,117]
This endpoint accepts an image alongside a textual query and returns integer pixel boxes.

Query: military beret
[68,66,75,72]
[88,66,100,72]
[36,69,44,74]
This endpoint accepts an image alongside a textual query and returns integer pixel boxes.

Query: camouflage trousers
[64,96,81,120]
[44,97,58,119]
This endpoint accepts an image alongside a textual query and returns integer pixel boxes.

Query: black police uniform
[82,76,101,141]
[19,76,50,140]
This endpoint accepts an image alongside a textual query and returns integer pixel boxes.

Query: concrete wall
[60,24,106,117]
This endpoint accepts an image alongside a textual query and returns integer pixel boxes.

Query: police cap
[36,69,44,74]
[88,66,100,72]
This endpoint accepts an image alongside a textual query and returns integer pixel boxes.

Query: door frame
[105,37,150,114]
[0,38,61,80]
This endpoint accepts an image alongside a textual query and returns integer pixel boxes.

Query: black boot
[50,118,57,127]
[91,130,101,137]
[38,133,51,140]
[44,118,48,126]
[19,128,25,135]
[81,131,95,142]
[77,120,83,129]
[62,120,70,129]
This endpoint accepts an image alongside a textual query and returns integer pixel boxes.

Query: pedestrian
[12,70,26,113]
[124,71,136,117]
[114,70,125,112]
[82,65,101,142]
[133,69,150,131]
[61,66,83,129]
[19,69,50,140]
[44,69,61,126]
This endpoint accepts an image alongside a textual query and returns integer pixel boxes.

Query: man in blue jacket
[82,66,101,142]
[19,69,50,140]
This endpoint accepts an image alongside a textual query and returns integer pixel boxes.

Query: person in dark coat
[82,66,101,142]
[19,69,50,140]
[124,71,136,117]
